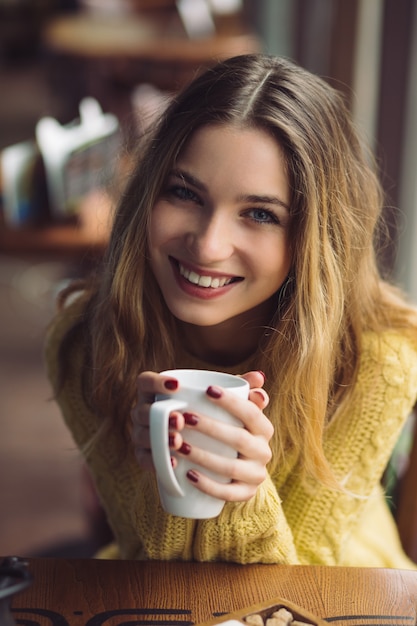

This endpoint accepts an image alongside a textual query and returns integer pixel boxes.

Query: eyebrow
[170,169,206,191]
[170,169,290,212]
[238,194,290,212]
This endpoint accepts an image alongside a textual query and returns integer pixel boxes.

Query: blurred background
[1,0,417,558]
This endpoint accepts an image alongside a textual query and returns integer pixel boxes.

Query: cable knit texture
[44,298,417,568]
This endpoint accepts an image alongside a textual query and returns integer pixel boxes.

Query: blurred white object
[36,98,120,219]
[79,0,134,16]
[176,0,215,38]
[208,0,242,15]
[131,83,172,133]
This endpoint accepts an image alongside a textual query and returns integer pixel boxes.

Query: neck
[177,316,269,367]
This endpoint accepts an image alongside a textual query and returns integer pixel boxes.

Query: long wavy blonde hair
[57,53,417,485]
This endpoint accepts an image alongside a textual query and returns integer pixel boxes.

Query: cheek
[149,204,170,250]
[282,245,293,278]
[280,230,292,269]
[149,203,185,250]
[261,236,292,284]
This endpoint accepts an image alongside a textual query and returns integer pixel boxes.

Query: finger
[131,400,153,427]
[168,428,185,451]
[132,373,168,431]
[134,425,184,471]
[185,468,260,502]
[132,370,184,428]
[249,388,269,410]
[183,411,272,463]
[132,410,185,448]
[205,386,274,440]
[179,420,272,470]
[134,447,155,471]
[136,370,180,402]
[134,445,180,471]
[177,441,269,483]
[240,370,266,389]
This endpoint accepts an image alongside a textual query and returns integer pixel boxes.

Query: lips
[172,258,242,290]
[179,264,235,288]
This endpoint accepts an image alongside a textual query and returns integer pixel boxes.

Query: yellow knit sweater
[44,298,417,568]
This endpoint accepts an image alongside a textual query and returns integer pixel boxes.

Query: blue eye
[170,185,200,203]
[248,208,279,224]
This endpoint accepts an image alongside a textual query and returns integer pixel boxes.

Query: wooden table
[8,558,417,626]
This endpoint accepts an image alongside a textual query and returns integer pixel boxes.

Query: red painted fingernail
[169,415,178,429]
[179,442,191,455]
[169,433,176,447]
[257,370,266,382]
[187,469,199,483]
[164,379,178,390]
[207,385,222,398]
[184,412,198,425]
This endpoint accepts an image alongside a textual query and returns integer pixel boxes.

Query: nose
[184,211,234,264]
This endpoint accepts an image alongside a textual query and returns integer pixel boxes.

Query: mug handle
[150,398,188,497]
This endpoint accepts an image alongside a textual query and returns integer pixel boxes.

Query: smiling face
[149,123,292,340]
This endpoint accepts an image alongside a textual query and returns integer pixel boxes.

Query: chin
[175,313,227,327]
[166,305,227,327]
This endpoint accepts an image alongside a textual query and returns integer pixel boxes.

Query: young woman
[45,53,417,567]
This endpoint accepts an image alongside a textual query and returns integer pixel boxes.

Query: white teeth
[188,271,200,285]
[179,264,233,289]
[198,275,212,287]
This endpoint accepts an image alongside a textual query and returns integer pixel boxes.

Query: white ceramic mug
[150,369,249,518]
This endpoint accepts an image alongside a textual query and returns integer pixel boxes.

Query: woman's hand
[131,370,185,472]
[130,370,273,502]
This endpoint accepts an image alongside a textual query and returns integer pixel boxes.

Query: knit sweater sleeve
[192,331,417,564]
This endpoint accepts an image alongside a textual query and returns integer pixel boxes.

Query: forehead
[176,123,288,196]
[179,122,283,157]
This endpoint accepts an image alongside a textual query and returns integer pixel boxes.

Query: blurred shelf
[43,13,260,62]
[42,11,261,99]
[0,188,113,261]
[0,221,109,261]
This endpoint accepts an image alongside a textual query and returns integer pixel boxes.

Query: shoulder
[45,290,87,347]
[362,328,417,362]
[44,290,89,387]
[360,328,417,395]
